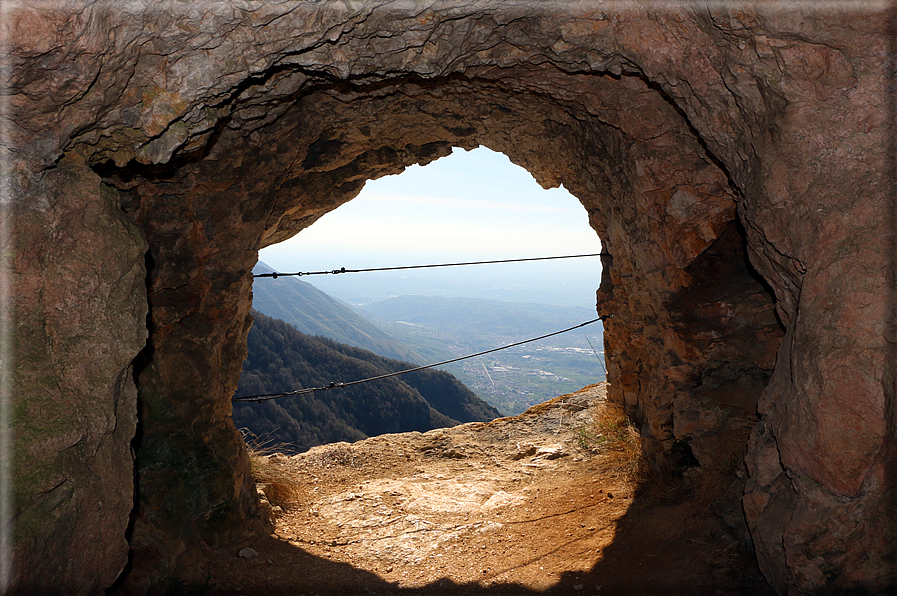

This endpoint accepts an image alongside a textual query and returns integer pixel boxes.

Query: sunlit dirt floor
[211,385,773,595]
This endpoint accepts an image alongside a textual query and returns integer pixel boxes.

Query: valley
[454,345,603,415]
[359,296,605,415]
[249,264,606,416]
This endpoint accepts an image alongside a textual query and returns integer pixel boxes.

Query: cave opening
[92,69,785,593]
[245,145,607,419]
[227,144,641,594]
[220,121,780,592]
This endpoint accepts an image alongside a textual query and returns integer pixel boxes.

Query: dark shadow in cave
[104,250,157,596]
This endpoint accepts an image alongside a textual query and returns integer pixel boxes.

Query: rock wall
[11,153,147,593]
[7,2,894,594]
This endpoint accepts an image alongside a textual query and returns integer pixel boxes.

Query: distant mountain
[233,311,502,452]
[251,262,424,364]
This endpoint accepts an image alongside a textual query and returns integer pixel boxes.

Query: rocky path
[211,384,773,595]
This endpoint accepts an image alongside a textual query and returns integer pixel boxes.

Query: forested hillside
[233,311,502,452]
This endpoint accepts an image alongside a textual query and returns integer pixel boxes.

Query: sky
[258,147,603,308]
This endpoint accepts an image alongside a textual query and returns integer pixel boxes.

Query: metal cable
[253,253,601,279]
[232,318,600,403]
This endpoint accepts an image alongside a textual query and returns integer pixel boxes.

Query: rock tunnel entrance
[12,4,893,595]
[95,68,783,592]
[222,143,770,593]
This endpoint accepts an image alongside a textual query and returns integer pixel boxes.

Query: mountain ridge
[233,311,501,452]
[251,262,425,364]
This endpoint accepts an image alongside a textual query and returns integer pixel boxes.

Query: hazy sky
[258,147,603,307]
[261,147,600,264]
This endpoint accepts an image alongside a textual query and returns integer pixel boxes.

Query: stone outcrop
[7,2,893,594]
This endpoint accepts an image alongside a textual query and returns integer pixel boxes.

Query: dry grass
[594,400,643,479]
[690,458,741,512]
[633,463,690,503]
[579,401,690,502]
[302,443,362,469]
[689,428,752,512]
[575,399,643,483]
[638,428,752,507]
[241,430,303,509]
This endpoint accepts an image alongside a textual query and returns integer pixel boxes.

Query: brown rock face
[7,2,894,594]
[11,154,147,593]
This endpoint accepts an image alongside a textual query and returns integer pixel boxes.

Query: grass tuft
[634,464,691,503]
[241,429,303,509]
[574,399,643,483]
[689,428,752,512]
[579,400,690,501]
[304,443,362,468]
[591,399,643,481]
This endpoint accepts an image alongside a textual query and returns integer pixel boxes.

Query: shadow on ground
[209,491,773,596]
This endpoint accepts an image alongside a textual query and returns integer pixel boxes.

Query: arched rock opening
[10,3,893,595]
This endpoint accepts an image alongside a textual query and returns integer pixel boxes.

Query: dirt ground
[211,384,774,595]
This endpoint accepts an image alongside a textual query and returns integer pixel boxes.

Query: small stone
[238,547,259,559]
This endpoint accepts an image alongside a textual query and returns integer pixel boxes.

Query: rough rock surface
[7,2,894,595]
[11,153,147,594]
